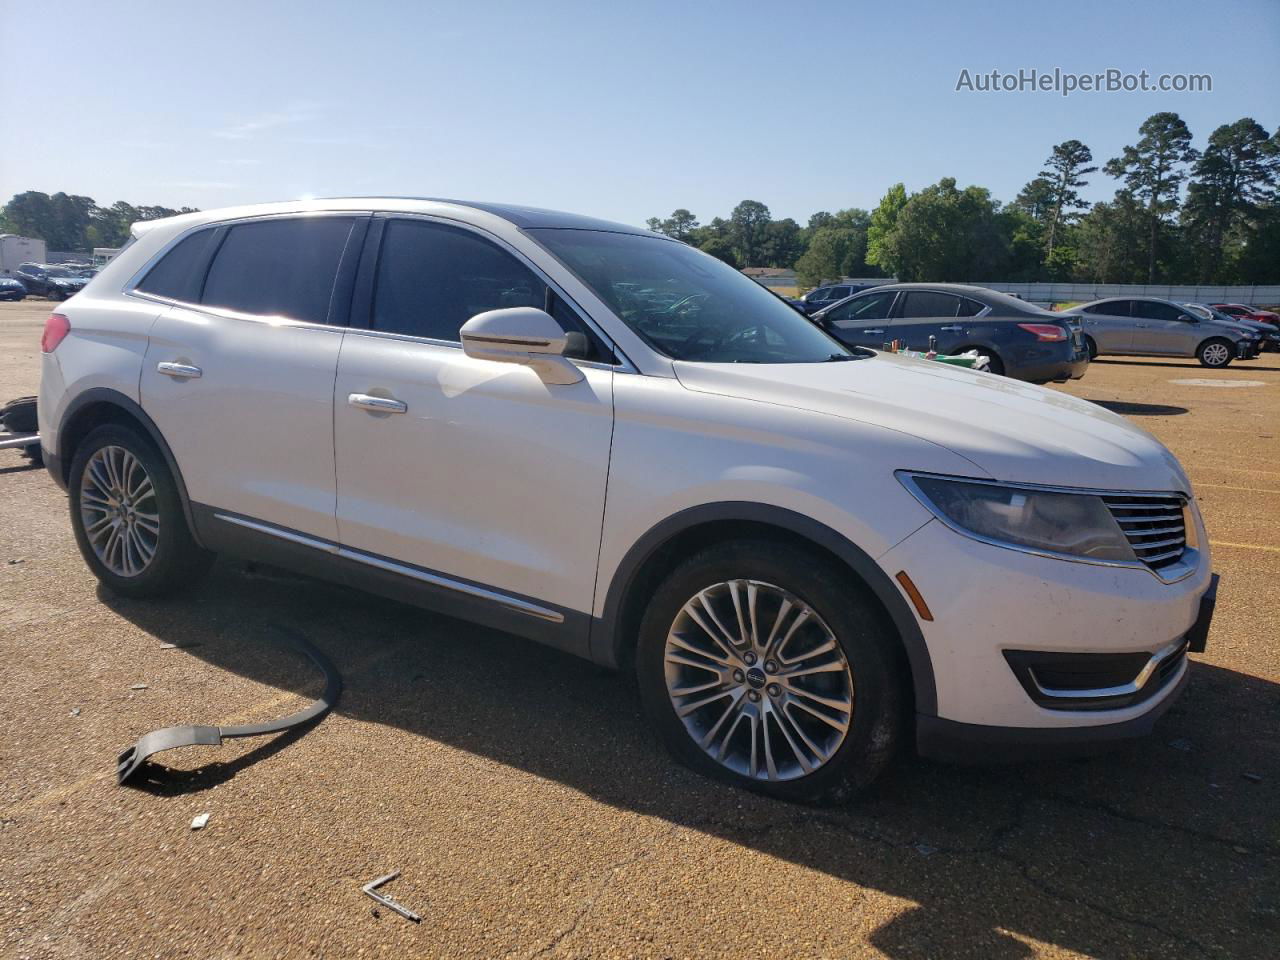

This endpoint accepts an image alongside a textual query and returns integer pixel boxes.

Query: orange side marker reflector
[895,571,933,622]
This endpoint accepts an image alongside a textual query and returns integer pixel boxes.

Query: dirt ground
[0,298,1275,959]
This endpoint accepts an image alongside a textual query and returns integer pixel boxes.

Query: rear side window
[372,219,546,342]
[829,285,851,300]
[202,217,356,324]
[136,229,218,302]
[900,292,961,318]
[957,297,983,317]
[827,290,895,322]
[1086,300,1132,317]
[1133,300,1182,322]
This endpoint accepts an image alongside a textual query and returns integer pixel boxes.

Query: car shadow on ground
[1085,399,1189,416]
[101,561,1277,959]
[1093,358,1280,372]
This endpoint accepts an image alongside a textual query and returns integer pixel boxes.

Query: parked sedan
[1184,303,1280,352]
[1212,303,1280,329]
[14,263,90,300]
[798,282,880,316]
[0,278,27,301]
[1063,297,1260,368]
[812,283,1089,383]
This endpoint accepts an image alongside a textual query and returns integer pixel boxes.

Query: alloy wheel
[1202,342,1230,366]
[79,445,160,577]
[664,579,854,781]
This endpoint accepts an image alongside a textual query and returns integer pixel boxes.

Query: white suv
[38,199,1216,802]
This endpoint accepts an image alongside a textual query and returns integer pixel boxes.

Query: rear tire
[1196,339,1233,368]
[635,540,904,804]
[68,424,213,597]
[1084,335,1098,360]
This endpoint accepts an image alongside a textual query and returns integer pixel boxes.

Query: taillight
[41,313,70,353]
[1017,323,1067,342]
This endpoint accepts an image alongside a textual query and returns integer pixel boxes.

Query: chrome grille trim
[1101,494,1188,570]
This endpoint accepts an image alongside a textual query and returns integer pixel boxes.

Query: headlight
[899,473,1137,562]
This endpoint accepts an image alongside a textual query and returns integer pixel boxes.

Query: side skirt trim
[211,511,566,624]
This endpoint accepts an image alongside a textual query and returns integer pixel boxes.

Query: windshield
[529,229,852,363]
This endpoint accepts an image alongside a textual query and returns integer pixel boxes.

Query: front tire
[69,424,213,597]
[1084,335,1098,360]
[635,540,904,804]
[1197,339,1233,368]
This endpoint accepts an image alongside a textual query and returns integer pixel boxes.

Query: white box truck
[0,234,47,277]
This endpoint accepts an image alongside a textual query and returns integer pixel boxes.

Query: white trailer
[0,234,47,277]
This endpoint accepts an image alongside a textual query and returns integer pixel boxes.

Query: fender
[591,501,937,716]
[52,387,205,548]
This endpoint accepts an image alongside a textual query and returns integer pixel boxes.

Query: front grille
[1101,494,1188,569]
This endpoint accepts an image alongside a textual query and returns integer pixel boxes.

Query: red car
[1213,303,1280,328]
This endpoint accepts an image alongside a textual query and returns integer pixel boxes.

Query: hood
[674,353,1190,493]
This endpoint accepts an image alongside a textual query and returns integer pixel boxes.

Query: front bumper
[914,576,1216,762]
[877,513,1213,754]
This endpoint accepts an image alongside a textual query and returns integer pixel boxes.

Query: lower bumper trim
[916,667,1189,763]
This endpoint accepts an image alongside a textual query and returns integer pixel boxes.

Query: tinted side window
[1133,300,1182,322]
[829,291,895,322]
[830,286,851,300]
[957,297,983,317]
[202,217,356,324]
[372,219,546,342]
[808,287,829,301]
[1091,300,1132,317]
[900,292,962,318]
[136,229,218,302]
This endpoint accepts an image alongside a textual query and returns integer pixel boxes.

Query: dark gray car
[812,283,1089,383]
[1062,297,1261,368]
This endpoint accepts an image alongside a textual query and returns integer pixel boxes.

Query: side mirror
[460,307,584,385]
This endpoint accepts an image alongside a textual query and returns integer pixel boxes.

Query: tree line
[0,192,198,251]
[646,112,1280,287]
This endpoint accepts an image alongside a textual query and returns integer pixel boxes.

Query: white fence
[968,282,1280,306]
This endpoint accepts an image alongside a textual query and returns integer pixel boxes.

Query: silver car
[1064,297,1261,368]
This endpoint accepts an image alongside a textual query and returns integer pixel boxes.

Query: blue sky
[5,0,1277,226]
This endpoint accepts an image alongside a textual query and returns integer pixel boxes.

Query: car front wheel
[1197,339,1233,368]
[636,540,904,804]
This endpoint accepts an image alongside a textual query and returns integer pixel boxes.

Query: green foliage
[866,184,907,271]
[2,191,197,251]
[872,179,1011,281]
[646,208,700,242]
[728,200,772,266]
[1105,113,1199,281]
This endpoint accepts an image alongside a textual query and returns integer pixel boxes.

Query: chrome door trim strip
[211,512,565,623]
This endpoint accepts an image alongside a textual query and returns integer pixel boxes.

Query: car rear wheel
[973,349,1004,376]
[69,424,213,597]
[1197,339,1233,368]
[1084,335,1098,360]
[636,540,904,804]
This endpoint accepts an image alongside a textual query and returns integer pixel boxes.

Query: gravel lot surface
[1,299,1275,958]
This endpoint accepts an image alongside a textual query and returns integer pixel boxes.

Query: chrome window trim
[123,210,361,302]
[212,512,565,623]
[337,324,632,374]
[896,470,1199,584]
[365,211,634,372]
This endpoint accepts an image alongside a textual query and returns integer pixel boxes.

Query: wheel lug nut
[767,683,781,697]
[764,660,778,674]
[743,652,757,666]
[747,690,761,702]
[732,669,745,683]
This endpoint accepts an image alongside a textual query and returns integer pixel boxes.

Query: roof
[317,197,657,235]
[130,197,663,241]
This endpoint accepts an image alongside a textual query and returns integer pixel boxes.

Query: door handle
[348,393,407,414]
[861,328,884,334]
[939,325,964,332]
[156,361,202,379]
